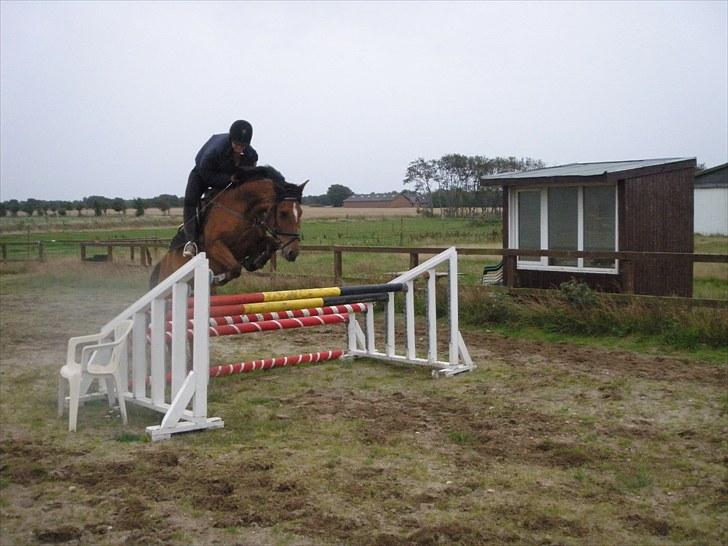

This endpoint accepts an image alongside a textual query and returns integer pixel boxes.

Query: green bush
[559,279,597,308]
[462,289,519,325]
[463,286,728,350]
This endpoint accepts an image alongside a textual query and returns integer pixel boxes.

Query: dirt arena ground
[0,263,725,545]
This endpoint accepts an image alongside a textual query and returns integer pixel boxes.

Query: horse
[150,165,307,288]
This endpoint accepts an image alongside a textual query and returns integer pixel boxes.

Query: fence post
[107,245,113,263]
[1,244,6,260]
[409,252,419,269]
[38,241,45,262]
[334,249,342,284]
[80,244,87,261]
[130,246,135,262]
[504,254,517,288]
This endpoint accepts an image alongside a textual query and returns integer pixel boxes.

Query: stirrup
[183,241,198,257]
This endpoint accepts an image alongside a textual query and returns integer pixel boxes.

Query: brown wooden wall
[619,166,694,297]
[515,270,622,292]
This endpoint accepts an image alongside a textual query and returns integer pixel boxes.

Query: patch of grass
[448,431,477,445]
[114,432,146,443]
[616,465,654,491]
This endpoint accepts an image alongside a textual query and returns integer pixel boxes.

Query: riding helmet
[230,120,253,145]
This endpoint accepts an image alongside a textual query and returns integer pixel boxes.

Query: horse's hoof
[210,273,227,285]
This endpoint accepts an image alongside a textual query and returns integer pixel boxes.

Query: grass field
[0,210,724,298]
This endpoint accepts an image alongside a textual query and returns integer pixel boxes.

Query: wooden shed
[481,158,695,297]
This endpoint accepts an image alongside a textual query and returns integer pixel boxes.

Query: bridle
[210,195,302,252]
[253,196,302,252]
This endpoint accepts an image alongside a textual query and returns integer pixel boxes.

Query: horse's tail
[149,261,162,289]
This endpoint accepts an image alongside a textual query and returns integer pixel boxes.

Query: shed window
[518,191,541,262]
[584,186,616,268]
[511,184,618,273]
[548,187,578,266]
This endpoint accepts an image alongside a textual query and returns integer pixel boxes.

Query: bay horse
[150,166,307,288]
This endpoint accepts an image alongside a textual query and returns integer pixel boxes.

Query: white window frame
[509,184,619,274]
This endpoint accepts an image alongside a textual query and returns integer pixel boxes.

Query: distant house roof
[481,157,694,185]
[694,162,728,189]
[343,192,416,203]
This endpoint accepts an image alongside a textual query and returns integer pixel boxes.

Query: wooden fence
[79,240,168,266]
[291,246,728,287]
[0,241,45,261]
[1,241,726,305]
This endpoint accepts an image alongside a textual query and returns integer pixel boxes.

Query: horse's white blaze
[293,203,300,223]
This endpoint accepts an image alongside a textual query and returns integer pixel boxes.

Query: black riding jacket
[194,133,258,189]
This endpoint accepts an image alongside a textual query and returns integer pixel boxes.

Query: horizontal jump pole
[210,350,345,377]
[153,350,346,385]
[191,292,388,319]
[166,312,351,341]
[167,303,368,330]
[191,283,406,308]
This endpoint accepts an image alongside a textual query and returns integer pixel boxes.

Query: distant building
[694,162,728,235]
[343,191,417,208]
[482,157,695,297]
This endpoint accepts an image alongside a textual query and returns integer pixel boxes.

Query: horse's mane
[234,165,303,203]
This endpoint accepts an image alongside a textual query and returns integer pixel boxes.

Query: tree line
[0,194,184,217]
[1,154,544,218]
[403,154,545,217]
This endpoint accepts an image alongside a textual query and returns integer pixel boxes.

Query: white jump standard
[59,247,474,440]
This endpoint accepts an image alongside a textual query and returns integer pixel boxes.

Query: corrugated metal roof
[481,157,693,180]
[695,162,728,178]
[694,162,728,188]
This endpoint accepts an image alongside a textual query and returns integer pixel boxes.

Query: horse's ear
[299,179,309,191]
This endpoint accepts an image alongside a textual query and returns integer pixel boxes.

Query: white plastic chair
[58,320,134,432]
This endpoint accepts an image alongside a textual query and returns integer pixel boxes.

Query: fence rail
[2,240,726,268]
[292,246,728,283]
[1,241,726,305]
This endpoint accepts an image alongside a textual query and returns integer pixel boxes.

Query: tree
[134,198,145,217]
[402,154,545,218]
[6,200,20,217]
[326,184,353,207]
[21,199,36,216]
[111,197,126,215]
[84,195,111,215]
[403,158,437,215]
[154,195,172,215]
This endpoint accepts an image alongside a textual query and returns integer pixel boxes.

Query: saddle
[170,191,217,252]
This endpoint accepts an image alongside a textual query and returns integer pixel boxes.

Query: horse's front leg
[206,241,243,285]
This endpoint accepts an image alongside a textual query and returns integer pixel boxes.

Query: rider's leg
[182,170,204,257]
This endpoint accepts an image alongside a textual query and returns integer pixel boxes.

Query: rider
[182,120,258,257]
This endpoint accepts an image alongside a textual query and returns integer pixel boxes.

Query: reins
[209,191,302,251]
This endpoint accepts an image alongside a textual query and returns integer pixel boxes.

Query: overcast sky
[1,1,726,201]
